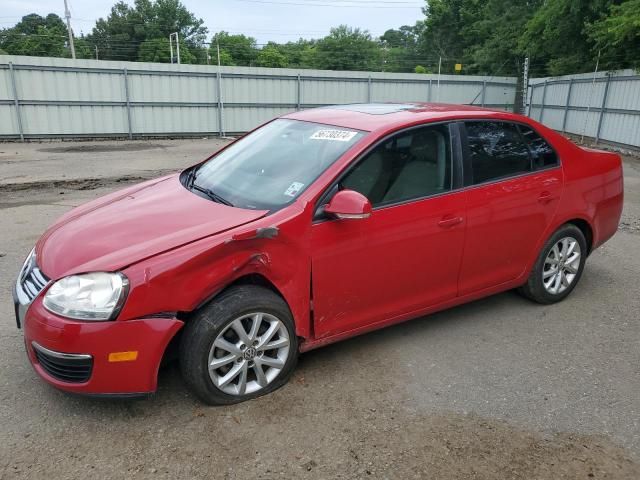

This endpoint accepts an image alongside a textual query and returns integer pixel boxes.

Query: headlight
[43,272,129,321]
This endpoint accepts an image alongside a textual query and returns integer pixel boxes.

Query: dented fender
[117,203,314,340]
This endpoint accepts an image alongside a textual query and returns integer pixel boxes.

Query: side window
[465,122,531,185]
[519,125,559,169]
[341,124,452,207]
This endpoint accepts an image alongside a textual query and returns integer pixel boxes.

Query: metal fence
[0,55,517,140]
[527,69,640,149]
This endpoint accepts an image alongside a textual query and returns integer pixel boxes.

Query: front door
[310,123,467,339]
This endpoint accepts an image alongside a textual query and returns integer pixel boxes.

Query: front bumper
[20,297,183,395]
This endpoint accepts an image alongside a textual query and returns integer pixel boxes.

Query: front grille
[32,343,93,383]
[18,251,50,303]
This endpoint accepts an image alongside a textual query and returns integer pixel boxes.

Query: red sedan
[14,103,623,404]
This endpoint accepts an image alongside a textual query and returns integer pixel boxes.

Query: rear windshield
[190,119,366,210]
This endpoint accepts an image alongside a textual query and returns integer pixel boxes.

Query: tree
[257,43,288,68]
[210,32,258,66]
[417,0,481,72]
[588,0,640,70]
[518,0,613,76]
[462,0,539,75]
[380,23,424,72]
[313,25,381,71]
[137,37,195,63]
[0,14,71,58]
[87,0,207,62]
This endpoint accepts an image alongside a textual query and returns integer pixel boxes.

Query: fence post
[481,80,486,107]
[8,62,24,142]
[526,84,534,117]
[428,79,432,102]
[217,67,224,136]
[595,74,611,144]
[367,75,372,103]
[297,74,301,110]
[123,68,133,140]
[539,80,548,123]
[561,79,573,133]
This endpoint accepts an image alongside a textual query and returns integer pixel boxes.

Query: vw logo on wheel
[243,346,257,361]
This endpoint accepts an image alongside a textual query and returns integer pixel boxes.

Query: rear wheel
[519,224,587,304]
[179,285,298,405]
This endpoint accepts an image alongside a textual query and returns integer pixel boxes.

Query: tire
[519,223,587,304]
[179,285,298,405]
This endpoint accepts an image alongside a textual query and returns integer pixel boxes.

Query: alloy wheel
[542,236,582,295]
[208,312,290,396]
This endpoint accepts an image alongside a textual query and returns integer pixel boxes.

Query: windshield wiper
[185,166,198,188]
[191,182,234,207]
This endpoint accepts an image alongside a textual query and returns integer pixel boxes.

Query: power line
[232,0,422,7]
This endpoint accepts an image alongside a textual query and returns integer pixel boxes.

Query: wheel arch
[160,273,295,369]
[565,218,594,254]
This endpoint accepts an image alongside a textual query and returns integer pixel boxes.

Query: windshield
[188,119,366,210]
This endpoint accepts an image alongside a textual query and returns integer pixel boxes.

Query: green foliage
[1,0,639,75]
[0,14,71,57]
[380,23,424,72]
[518,0,613,76]
[87,0,207,61]
[588,0,640,69]
[210,32,257,66]
[312,25,381,71]
[138,37,195,63]
[257,43,289,68]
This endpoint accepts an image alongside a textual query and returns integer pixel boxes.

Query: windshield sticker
[310,129,358,142]
[284,182,305,197]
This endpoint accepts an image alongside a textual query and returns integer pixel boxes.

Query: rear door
[458,121,563,295]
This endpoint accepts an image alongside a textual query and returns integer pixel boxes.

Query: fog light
[108,351,138,362]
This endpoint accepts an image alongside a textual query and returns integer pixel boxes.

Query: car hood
[36,174,268,279]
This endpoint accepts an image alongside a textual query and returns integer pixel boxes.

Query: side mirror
[324,189,372,220]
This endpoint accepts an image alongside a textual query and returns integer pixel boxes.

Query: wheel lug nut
[236,358,242,363]
[240,344,246,350]
[252,340,259,346]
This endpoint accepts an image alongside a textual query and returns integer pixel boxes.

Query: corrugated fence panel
[131,105,218,134]
[0,106,18,135]
[21,105,128,135]
[529,69,640,148]
[302,78,369,105]
[371,80,428,103]
[0,55,518,139]
[224,106,295,133]
[128,72,217,103]
[223,76,297,105]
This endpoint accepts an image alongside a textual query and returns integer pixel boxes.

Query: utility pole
[169,32,180,64]
[522,57,529,113]
[95,45,99,60]
[63,0,76,59]
[436,56,442,102]
[216,41,225,137]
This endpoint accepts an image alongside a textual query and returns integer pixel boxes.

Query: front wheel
[179,285,298,405]
[519,224,587,304]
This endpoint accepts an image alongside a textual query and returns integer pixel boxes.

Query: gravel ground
[1,139,639,479]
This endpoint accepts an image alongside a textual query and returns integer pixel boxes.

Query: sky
[1,0,425,44]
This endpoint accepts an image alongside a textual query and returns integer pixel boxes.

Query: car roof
[283,102,520,133]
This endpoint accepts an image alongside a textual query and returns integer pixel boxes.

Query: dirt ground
[1,139,639,479]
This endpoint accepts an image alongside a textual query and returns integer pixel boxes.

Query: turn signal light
[108,351,138,362]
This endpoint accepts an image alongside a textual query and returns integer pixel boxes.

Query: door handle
[438,216,464,228]
[538,191,556,204]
